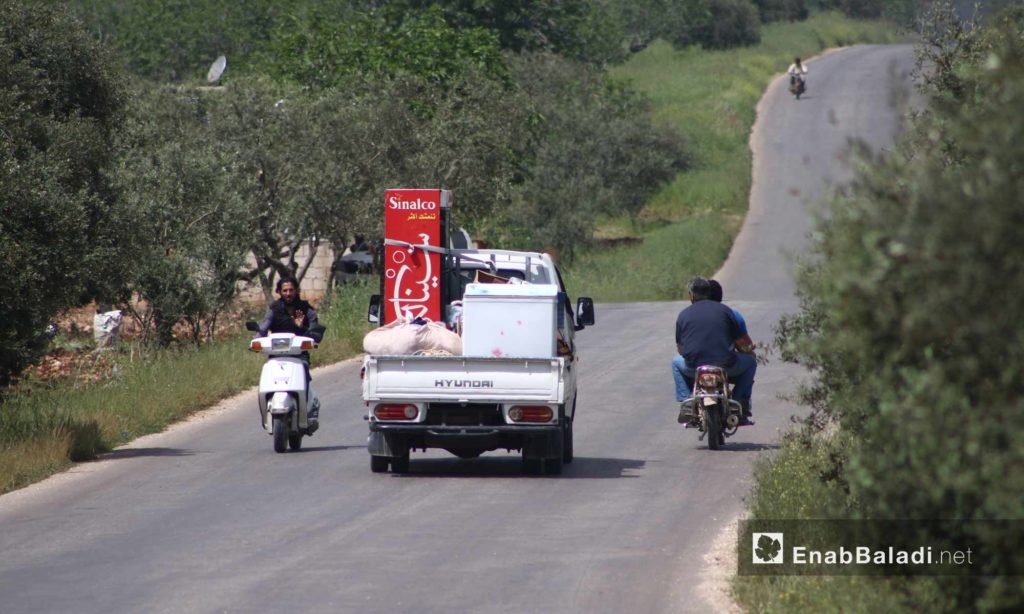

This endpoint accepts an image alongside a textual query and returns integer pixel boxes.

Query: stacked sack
[362,317,462,356]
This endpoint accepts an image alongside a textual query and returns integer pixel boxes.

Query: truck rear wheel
[545,434,564,475]
[371,455,389,473]
[391,453,410,474]
[522,452,543,475]
[562,419,574,464]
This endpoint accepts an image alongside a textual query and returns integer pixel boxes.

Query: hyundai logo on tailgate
[434,379,494,388]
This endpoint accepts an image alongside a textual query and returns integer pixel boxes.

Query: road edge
[703,46,846,612]
[0,356,364,506]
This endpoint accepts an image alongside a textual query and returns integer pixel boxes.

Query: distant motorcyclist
[787,57,808,88]
[671,277,756,426]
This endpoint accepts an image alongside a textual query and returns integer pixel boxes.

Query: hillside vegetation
[2,0,900,492]
[566,12,902,300]
[737,3,1024,611]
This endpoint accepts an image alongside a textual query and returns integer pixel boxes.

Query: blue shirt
[732,308,748,337]
[675,300,742,369]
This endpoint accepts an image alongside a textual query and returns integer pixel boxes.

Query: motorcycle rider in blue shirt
[671,277,756,426]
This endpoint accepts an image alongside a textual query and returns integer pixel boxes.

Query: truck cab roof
[448,249,557,286]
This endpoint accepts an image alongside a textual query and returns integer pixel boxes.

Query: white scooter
[245,322,325,452]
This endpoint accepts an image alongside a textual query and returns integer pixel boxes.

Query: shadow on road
[96,447,196,460]
[563,456,646,478]
[689,441,779,452]
[292,444,360,453]
[389,455,646,479]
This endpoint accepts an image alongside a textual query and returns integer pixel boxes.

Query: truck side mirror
[575,297,595,329]
[367,294,382,324]
[245,321,260,332]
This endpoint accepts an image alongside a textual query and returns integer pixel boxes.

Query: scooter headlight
[272,338,290,350]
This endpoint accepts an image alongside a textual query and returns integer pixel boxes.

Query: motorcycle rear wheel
[272,416,288,453]
[706,407,723,451]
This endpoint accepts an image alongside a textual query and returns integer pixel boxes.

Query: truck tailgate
[363,356,565,403]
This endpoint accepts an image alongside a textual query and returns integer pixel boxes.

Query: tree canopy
[1,0,128,385]
[774,3,1024,607]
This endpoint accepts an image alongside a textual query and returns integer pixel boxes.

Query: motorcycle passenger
[258,275,323,428]
[671,276,756,426]
[708,279,755,356]
[787,57,808,89]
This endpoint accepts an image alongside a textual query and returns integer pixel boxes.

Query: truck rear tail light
[374,404,419,421]
[507,406,553,423]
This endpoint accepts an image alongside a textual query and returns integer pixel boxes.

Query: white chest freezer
[461,283,559,358]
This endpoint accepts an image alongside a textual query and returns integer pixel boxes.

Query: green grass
[564,12,904,301]
[0,281,375,494]
[732,432,948,613]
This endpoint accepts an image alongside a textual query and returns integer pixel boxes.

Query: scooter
[245,321,325,452]
[678,365,743,450]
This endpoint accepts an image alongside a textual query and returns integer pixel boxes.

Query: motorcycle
[246,321,325,453]
[678,365,743,450]
[789,74,806,99]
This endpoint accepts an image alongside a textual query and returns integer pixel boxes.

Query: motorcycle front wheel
[272,416,288,453]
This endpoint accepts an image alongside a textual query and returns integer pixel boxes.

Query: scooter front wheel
[272,416,288,453]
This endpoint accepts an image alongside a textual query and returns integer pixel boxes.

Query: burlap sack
[416,321,463,355]
[362,318,419,355]
[363,319,463,356]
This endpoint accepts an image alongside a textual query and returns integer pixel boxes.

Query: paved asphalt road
[0,45,916,614]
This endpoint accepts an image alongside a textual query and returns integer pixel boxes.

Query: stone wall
[237,242,340,305]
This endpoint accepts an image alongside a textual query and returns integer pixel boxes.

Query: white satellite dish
[207,55,227,83]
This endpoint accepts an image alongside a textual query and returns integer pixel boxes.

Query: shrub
[753,0,809,23]
[774,10,1024,608]
[694,0,762,49]
[0,1,127,385]
[495,53,687,262]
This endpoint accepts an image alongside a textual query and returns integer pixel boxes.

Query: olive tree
[495,53,686,262]
[0,1,127,384]
[111,85,252,345]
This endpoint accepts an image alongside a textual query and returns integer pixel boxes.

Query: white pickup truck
[362,249,595,475]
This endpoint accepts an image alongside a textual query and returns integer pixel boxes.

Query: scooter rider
[671,276,756,426]
[258,275,323,428]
